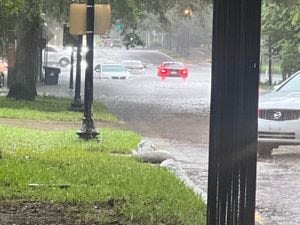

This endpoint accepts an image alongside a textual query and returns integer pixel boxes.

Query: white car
[94,64,131,79]
[258,70,300,155]
[43,45,71,68]
[121,60,145,73]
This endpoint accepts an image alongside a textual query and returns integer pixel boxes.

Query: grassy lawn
[0,96,118,122]
[0,125,140,154]
[0,125,206,224]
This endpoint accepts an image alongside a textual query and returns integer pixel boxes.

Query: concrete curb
[160,158,207,203]
[133,140,207,202]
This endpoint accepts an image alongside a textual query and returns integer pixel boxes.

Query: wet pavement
[4,48,300,225]
[154,138,300,225]
[256,147,300,225]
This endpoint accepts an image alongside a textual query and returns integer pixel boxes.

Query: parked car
[157,62,189,80]
[121,60,145,73]
[258,70,300,156]
[94,63,131,79]
[43,45,71,68]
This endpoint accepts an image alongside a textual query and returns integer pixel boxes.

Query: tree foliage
[0,0,21,55]
[261,0,300,76]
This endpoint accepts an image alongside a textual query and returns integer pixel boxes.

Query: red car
[157,62,188,80]
[0,58,7,73]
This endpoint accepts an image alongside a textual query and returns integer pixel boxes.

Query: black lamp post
[77,0,99,140]
[70,35,84,111]
[69,47,74,89]
[183,7,192,56]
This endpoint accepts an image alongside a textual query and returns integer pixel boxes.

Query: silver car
[258,70,300,155]
[121,60,145,73]
[94,64,131,79]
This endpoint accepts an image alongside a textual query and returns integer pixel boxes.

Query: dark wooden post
[207,0,261,225]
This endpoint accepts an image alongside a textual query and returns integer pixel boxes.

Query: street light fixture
[69,47,74,90]
[69,2,111,140]
[77,0,99,140]
[70,35,84,111]
[183,7,193,55]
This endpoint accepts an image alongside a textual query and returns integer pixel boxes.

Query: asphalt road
[38,48,300,225]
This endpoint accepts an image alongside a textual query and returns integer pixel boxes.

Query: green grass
[0,125,140,154]
[0,96,118,122]
[0,125,206,224]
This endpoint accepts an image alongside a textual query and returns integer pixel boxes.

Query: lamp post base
[77,117,99,140]
[70,100,84,112]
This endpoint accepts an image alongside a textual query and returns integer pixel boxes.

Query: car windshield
[163,62,183,68]
[277,72,300,92]
[102,65,126,72]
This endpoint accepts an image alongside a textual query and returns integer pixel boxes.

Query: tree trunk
[268,36,272,86]
[7,11,39,101]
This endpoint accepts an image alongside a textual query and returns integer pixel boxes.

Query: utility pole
[77,0,99,140]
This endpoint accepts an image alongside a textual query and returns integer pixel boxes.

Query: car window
[94,64,101,71]
[277,73,300,92]
[102,65,126,72]
[163,62,183,68]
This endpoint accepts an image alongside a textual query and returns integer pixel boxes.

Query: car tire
[257,143,273,157]
[59,58,70,68]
